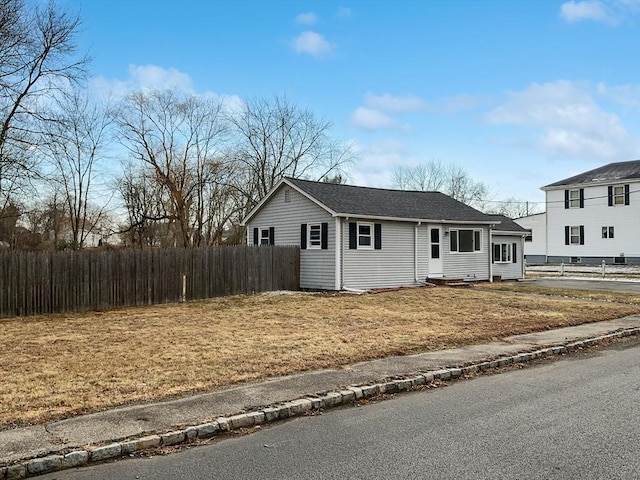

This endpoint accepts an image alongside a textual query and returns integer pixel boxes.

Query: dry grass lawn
[481,283,640,305]
[2,287,639,430]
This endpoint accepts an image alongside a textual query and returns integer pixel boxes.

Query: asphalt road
[529,277,640,293]
[40,338,640,480]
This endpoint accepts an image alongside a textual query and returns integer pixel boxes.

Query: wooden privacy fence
[0,245,300,317]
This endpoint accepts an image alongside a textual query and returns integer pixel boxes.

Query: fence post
[181,274,187,303]
[560,262,564,276]
[601,260,606,278]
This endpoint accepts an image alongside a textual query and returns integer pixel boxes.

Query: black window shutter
[300,224,307,249]
[512,243,517,263]
[579,189,584,208]
[253,227,258,245]
[579,225,584,245]
[564,226,570,245]
[374,223,382,250]
[321,222,328,249]
[624,184,630,205]
[349,222,357,249]
[269,227,275,245]
[491,243,495,263]
[608,186,613,206]
[564,190,569,209]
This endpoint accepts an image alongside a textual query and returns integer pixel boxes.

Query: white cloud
[434,94,482,114]
[88,64,243,114]
[291,31,335,58]
[349,139,420,187]
[337,7,352,18]
[350,107,399,130]
[89,64,194,100]
[364,93,427,113]
[486,80,637,160]
[295,12,318,25]
[597,82,640,108]
[560,1,612,23]
[559,0,640,24]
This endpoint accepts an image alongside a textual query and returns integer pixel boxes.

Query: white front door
[429,226,443,277]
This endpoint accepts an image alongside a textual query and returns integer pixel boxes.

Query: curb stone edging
[2,327,638,479]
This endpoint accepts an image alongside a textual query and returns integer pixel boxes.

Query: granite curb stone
[3,326,638,479]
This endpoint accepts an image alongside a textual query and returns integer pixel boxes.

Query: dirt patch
[1,287,638,429]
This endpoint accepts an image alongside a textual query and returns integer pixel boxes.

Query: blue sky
[65,0,640,208]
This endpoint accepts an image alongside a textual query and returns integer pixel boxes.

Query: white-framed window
[357,222,373,249]
[308,223,321,249]
[569,226,580,245]
[613,186,624,205]
[493,243,512,263]
[260,228,271,245]
[450,229,481,253]
[602,226,614,239]
[569,189,581,208]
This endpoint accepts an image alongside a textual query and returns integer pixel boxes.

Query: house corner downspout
[414,221,422,284]
[489,227,494,282]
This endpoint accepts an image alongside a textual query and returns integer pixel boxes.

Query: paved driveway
[528,277,640,294]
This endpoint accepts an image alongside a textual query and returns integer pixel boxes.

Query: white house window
[493,243,512,263]
[284,189,291,203]
[613,186,624,205]
[602,226,614,239]
[358,222,373,249]
[524,233,533,242]
[569,226,580,245]
[260,228,271,245]
[450,229,481,253]
[308,224,321,249]
[569,189,581,208]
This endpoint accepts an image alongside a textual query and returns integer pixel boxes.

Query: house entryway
[429,226,443,277]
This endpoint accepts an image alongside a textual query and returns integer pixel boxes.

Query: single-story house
[242,177,526,290]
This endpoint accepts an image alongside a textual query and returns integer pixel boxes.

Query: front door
[429,226,443,277]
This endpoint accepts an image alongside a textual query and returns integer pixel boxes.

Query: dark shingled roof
[286,177,493,223]
[487,215,529,233]
[543,160,640,188]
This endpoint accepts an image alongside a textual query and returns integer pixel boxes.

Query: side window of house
[348,222,382,250]
[564,188,584,209]
[564,225,584,245]
[602,226,614,239]
[608,185,630,206]
[253,227,274,246]
[450,229,481,252]
[300,223,328,250]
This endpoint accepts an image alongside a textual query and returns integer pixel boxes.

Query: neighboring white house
[516,160,640,265]
[488,215,529,280]
[514,212,546,264]
[242,177,526,290]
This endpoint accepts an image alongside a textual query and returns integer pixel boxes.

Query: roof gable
[487,215,529,234]
[543,160,640,189]
[285,177,494,223]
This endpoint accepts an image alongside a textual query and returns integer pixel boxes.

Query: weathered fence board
[0,246,300,317]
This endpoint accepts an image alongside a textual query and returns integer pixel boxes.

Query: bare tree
[391,160,492,210]
[116,89,229,247]
[0,0,88,209]
[485,197,542,219]
[38,90,112,249]
[230,95,355,207]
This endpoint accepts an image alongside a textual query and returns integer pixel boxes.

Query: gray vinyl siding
[246,185,335,290]
[443,226,490,280]
[341,219,427,290]
[491,234,524,280]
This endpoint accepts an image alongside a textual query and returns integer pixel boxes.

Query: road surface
[41,338,640,480]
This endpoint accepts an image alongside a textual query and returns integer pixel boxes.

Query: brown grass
[1,287,638,430]
[481,283,640,305]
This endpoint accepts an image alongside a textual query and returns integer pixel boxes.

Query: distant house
[515,160,640,265]
[514,212,546,264]
[242,178,526,290]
